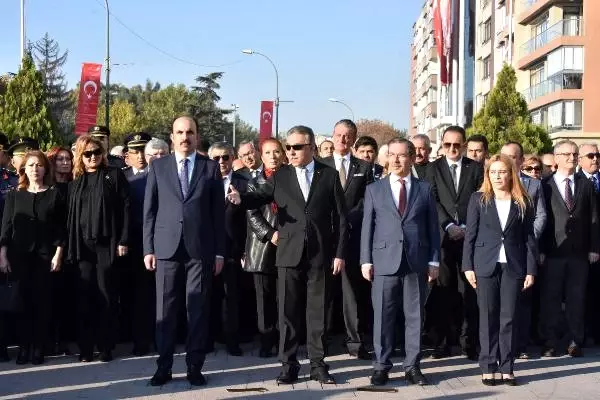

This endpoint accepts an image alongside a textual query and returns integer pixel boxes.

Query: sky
[0,0,423,135]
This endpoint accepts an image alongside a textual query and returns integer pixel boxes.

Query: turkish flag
[74,63,103,135]
[259,100,274,142]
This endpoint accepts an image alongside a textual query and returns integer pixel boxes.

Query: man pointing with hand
[227,125,348,385]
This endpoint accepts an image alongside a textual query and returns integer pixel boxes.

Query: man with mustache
[410,134,432,179]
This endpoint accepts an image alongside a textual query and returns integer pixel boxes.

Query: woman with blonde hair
[462,154,537,386]
[0,151,67,364]
[67,135,130,362]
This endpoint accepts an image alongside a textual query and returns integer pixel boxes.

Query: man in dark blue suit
[143,116,225,386]
[361,138,440,386]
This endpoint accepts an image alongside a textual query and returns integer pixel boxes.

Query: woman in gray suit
[462,154,537,386]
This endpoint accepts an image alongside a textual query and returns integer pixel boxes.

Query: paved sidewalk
[1,343,600,399]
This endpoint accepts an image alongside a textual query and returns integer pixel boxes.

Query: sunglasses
[443,142,462,150]
[522,166,542,172]
[582,152,600,160]
[82,148,103,158]
[285,144,310,151]
[212,155,230,162]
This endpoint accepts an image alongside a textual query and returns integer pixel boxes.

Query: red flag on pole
[259,101,274,142]
[433,0,453,85]
[74,63,103,135]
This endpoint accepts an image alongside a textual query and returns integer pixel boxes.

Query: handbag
[0,273,22,313]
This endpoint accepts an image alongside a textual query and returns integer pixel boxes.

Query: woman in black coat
[462,154,537,386]
[242,138,286,358]
[67,135,129,362]
[0,151,67,365]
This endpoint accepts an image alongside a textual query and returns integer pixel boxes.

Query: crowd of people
[0,116,597,389]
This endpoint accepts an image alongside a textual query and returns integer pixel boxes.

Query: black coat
[241,160,348,268]
[225,172,249,261]
[243,173,277,274]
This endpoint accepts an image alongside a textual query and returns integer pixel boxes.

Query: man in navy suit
[361,138,440,386]
[143,116,226,386]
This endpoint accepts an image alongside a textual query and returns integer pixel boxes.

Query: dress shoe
[227,344,243,356]
[0,347,10,362]
[481,377,495,386]
[187,366,207,386]
[149,368,172,386]
[405,367,428,386]
[517,351,529,359]
[15,347,30,365]
[31,349,44,365]
[276,369,299,385]
[430,346,450,359]
[541,347,557,357]
[567,342,583,357]
[79,352,94,362]
[310,368,336,384]
[348,347,371,360]
[463,349,479,361]
[502,376,517,386]
[370,370,389,386]
[99,350,113,362]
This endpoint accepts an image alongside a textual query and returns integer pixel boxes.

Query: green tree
[0,54,57,148]
[136,84,196,135]
[97,99,137,147]
[32,33,72,143]
[190,72,232,143]
[469,64,552,154]
[356,119,406,146]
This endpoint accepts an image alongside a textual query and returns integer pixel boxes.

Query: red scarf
[264,168,278,214]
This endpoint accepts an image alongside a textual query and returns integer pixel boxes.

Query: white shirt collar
[175,152,195,164]
[389,172,411,184]
[581,170,597,179]
[132,167,146,175]
[296,159,315,173]
[223,171,233,181]
[334,152,351,163]
[446,156,462,168]
[554,171,575,183]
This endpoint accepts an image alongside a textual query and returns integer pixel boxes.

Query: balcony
[517,0,578,25]
[517,18,583,69]
[424,102,438,118]
[522,72,583,103]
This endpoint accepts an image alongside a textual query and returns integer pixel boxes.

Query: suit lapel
[573,174,585,212]
[438,158,458,198]
[402,177,420,221]
[549,177,569,213]
[456,158,471,196]
[344,157,357,191]
[185,154,205,201]
[306,162,324,204]
[383,176,402,219]
[488,197,503,233]
[169,155,183,201]
[503,200,518,233]
[287,165,307,207]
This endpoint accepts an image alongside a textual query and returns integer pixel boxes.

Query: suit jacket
[425,156,484,231]
[360,175,440,275]
[520,173,546,240]
[125,168,148,244]
[143,153,226,261]
[462,192,537,278]
[540,173,599,257]
[225,172,249,261]
[320,155,374,234]
[240,159,348,268]
[413,163,429,180]
[373,164,384,180]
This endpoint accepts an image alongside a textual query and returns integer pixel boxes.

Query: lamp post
[231,104,239,147]
[20,0,25,64]
[242,49,279,138]
[328,98,355,121]
[104,0,111,128]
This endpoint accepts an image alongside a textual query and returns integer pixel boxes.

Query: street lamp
[231,104,239,147]
[328,98,355,121]
[104,0,111,128]
[242,49,279,138]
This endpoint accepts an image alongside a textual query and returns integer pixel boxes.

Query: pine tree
[469,64,552,154]
[0,54,57,148]
[190,72,232,142]
[32,33,71,141]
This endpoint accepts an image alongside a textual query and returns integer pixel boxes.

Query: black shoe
[541,347,557,357]
[502,377,517,386]
[567,342,583,357]
[15,347,30,365]
[31,349,44,365]
[517,352,529,359]
[430,346,450,359]
[349,347,371,360]
[405,367,428,386]
[370,370,389,386]
[481,377,495,386]
[310,368,336,384]
[187,366,206,386]
[99,350,113,362]
[56,342,71,356]
[149,368,172,386]
[0,347,10,362]
[132,344,150,357]
[227,344,243,356]
[276,368,299,385]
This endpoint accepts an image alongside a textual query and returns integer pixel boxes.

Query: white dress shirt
[495,198,511,263]
[553,171,575,201]
[295,159,315,200]
[132,167,146,175]
[250,164,264,179]
[222,171,232,199]
[389,172,412,209]
[446,156,463,189]
[174,152,195,185]
[333,152,351,175]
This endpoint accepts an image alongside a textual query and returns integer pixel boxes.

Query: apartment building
[514,0,600,142]
[474,0,515,114]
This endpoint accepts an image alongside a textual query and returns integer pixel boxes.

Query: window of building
[482,56,491,79]
[533,100,582,132]
[481,18,492,44]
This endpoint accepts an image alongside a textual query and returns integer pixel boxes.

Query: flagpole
[20,0,25,65]
[104,0,111,129]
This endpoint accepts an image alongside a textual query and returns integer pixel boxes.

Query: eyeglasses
[82,148,103,158]
[556,152,579,158]
[443,142,462,150]
[212,155,230,162]
[285,144,310,151]
[582,152,600,160]
[522,166,542,172]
